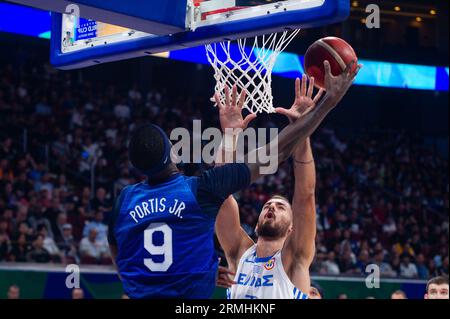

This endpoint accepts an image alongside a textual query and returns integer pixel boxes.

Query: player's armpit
[282,256,312,295]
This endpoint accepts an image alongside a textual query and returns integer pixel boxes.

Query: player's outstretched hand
[214,86,257,132]
[216,265,236,288]
[323,59,362,103]
[275,74,324,123]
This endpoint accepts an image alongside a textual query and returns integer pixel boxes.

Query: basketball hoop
[206,30,300,114]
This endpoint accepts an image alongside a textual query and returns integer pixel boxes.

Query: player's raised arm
[275,75,322,293]
[244,60,361,183]
[210,60,358,192]
[214,86,256,272]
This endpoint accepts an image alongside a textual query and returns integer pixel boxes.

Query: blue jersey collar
[145,173,182,187]
[253,252,275,263]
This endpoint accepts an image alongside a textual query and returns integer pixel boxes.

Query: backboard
[50,0,350,69]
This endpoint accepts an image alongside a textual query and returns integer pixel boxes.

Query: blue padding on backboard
[6,0,186,35]
[71,0,187,30]
[50,0,349,69]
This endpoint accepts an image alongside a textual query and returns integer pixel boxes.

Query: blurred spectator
[9,233,31,262]
[374,251,397,277]
[438,256,449,276]
[0,138,14,160]
[337,248,357,274]
[337,293,348,299]
[26,234,51,263]
[391,290,407,299]
[323,251,340,275]
[52,212,68,243]
[390,254,401,275]
[82,211,108,243]
[416,253,430,279]
[354,249,370,274]
[0,217,10,261]
[28,207,53,238]
[242,212,256,238]
[57,223,78,264]
[114,98,131,119]
[382,217,397,235]
[310,252,325,274]
[79,228,110,264]
[7,284,20,299]
[12,209,32,238]
[91,187,111,212]
[37,224,62,262]
[129,84,142,104]
[309,282,324,299]
[399,254,419,278]
[72,288,85,299]
[35,96,51,115]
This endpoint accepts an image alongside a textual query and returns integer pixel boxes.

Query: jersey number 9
[144,223,173,272]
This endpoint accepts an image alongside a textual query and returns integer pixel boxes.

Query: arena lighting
[0,2,448,92]
[416,17,422,22]
[430,9,436,15]
[394,6,401,12]
[167,46,449,91]
[351,1,358,7]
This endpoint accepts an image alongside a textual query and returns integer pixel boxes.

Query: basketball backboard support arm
[48,0,350,70]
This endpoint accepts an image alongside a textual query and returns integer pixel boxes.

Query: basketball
[303,37,358,89]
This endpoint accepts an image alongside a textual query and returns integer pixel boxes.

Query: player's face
[256,198,293,239]
[425,284,449,299]
[391,293,406,299]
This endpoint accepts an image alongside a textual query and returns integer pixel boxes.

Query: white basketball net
[205,30,300,114]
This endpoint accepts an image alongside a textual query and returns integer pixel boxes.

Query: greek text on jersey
[128,198,186,223]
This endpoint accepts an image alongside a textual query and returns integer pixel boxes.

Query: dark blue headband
[141,124,172,177]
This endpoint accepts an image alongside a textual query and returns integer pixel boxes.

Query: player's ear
[288,225,293,234]
[424,294,428,299]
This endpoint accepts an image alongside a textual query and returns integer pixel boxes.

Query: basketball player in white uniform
[215,60,361,299]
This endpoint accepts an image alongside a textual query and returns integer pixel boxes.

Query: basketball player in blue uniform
[215,61,361,299]
[107,60,358,299]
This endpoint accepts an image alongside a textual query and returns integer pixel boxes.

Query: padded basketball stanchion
[206,30,300,114]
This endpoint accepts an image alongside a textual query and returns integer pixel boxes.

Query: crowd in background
[0,61,448,280]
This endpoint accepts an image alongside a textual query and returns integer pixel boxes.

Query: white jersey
[227,245,308,299]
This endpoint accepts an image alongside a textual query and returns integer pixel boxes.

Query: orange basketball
[303,37,358,89]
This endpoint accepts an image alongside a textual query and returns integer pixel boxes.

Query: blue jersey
[108,164,251,299]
